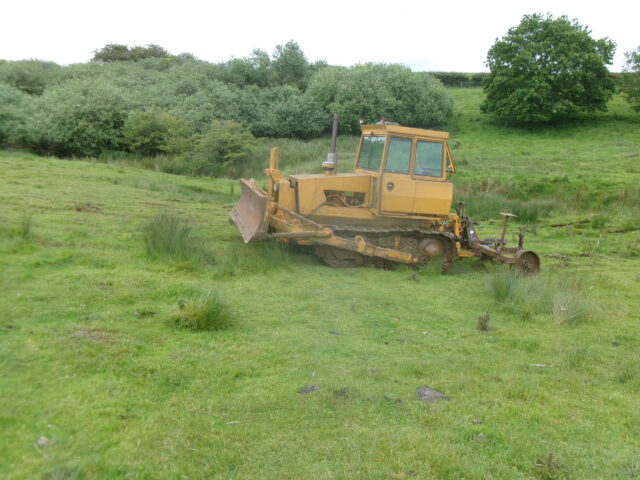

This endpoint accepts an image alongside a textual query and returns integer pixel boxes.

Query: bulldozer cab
[354,124,456,216]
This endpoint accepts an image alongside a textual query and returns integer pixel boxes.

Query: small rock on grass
[36,436,50,447]
[298,385,320,394]
[474,433,488,442]
[416,386,445,403]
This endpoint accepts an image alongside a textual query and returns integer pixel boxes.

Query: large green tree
[620,46,640,111]
[482,14,616,123]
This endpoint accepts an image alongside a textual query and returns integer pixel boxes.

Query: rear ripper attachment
[230,117,540,274]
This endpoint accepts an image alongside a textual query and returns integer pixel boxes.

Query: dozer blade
[230,179,272,243]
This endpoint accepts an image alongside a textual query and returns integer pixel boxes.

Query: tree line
[1,17,638,176]
[0,41,453,164]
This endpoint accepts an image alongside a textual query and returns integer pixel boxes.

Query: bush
[251,87,326,138]
[173,291,232,331]
[308,64,453,133]
[123,110,194,156]
[92,44,170,63]
[26,78,130,157]
[0,60,61,95]
[192,120,257,177]
[0,84,33,146]
[160,76,251,131]
[482,14,616,123]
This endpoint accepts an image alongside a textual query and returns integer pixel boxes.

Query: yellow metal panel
[413,180,453,215]
[276,180,296,210]
[380,172,416,213]
[360,124,449,140]
[290,173,371,215]
[308,205,376,219]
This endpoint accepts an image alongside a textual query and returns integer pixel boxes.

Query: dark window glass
[357,135,385,171]
[415,141,443,177]
[384,137,411,174]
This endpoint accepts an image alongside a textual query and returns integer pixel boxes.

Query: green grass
[452,91,640,208]
[1,91,640,479]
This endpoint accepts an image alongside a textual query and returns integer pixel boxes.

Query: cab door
[412,139,453,215]
[380,136,415,213]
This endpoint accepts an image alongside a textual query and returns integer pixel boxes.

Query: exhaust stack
[322,113,339,175]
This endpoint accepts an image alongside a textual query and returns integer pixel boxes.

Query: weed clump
[142,213,214,264]
[173,291,232,331]
[551,290,593,325]
[19,214,33,239]
[477,313,490,331]
[487,270,595,325]
[533,452,569,480]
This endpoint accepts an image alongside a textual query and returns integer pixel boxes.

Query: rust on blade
[230,179,272,243]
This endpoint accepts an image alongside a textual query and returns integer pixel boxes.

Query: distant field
[1,89,639,479]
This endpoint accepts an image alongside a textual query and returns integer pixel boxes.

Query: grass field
[1,89,640,479]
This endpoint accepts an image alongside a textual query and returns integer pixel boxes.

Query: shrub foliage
[0,84,32,146]
[124,110,194,156]
[192,120,257,177]
[26,78,130,157]
[308,64,453,133]
[92,44,169,62]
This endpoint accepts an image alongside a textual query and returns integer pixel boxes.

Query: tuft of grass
[551,290,594,326]
[534,452,570,480]
[486,269,517,303]
[19,214,33,239]
[173,291,233,331]
[590,213,608,230]
[142,213,214,264]
[615,361,637,384]
[263,240,291,268]
[487,271,595,325]
[477,313,490,331]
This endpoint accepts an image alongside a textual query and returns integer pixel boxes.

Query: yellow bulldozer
[230,116,540,274]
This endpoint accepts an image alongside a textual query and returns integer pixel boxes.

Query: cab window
[415,141,443,177]
[357,135,385,171]
[384,137,412,174]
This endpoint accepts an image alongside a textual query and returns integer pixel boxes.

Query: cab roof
[360,124,449,140]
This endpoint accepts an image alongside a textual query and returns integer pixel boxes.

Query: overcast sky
[1,0,637,72]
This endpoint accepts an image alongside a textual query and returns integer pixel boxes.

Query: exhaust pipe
[322,113,339,175]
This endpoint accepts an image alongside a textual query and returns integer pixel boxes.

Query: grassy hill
[1,90,639,479]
